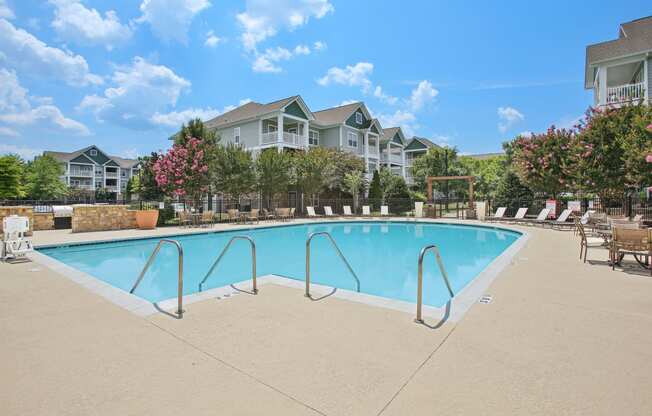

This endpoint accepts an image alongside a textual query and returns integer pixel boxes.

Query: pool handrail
[415,244,454,324]
[305,231,360,298]
[198,235,257,294]
[130,239,184,319]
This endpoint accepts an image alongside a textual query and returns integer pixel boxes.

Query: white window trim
[309,129,320,146]
[234,127,241,144]
[89,149,98,156]
[355,112,363,125]
[347,131,358,148]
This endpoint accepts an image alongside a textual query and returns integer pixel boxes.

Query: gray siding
[216,120,259,148]
[315,126,340,149]
[648,57,652,103]
[341,125,364,156]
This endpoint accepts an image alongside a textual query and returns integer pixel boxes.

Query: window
[233,127,240,144]
[347,131,358,148]
[267,122,277,133]
[90,149,97,156]
[355,112,363,125]
[309,130,319,146]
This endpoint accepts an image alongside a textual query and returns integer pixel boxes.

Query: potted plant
[135,208,159,229]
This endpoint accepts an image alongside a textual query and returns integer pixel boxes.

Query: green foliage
[493,169,534,208]
[25,155,67,199]
[255,149,292,201]
[0,154,26,199]
[368,170,381,200]
[378,167,407,203]
[409,146,463,196]
[342,170,366,212]
[212,143,256,199]
[95,187,115,201]
[137,153,165,200]
[292,147,336,204]
[458,155,506,200]
[174,118,218,146]
[328,150,365,192]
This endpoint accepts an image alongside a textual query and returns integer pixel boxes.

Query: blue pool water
[38,222,521,307]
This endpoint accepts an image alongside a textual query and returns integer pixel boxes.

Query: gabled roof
[585,16,652,88]
[380,127,405,146]
[312,101,372,127]
[405,136,440,151]
[43,146,139,169]
[204,95,314,130]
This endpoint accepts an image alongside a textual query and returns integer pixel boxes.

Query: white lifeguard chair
[2,215,33,261]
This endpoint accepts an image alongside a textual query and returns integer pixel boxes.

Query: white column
[363,131,369,169]
[338,126,343,148]
[276,113,283,152]
[376,136,380,159]
[644,58,649,104]
[66,162,70,186]
[386,143,391,167]
[401,148,406,178]
[303,121,309,148]
[598,66,607,106]
[258,119,263,146]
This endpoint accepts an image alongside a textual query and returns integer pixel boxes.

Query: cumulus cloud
[373,85,397,105]
[78,57,191,129]
[0,126,18,137]
[313,40,326,51]
[236,0,333,51]
[150,98,252,128]
[497,106,524,133]
[0,143,43,159]
[408,80,438,111]
[49,0,132,50]
[377,109,418,137]
[0,0,13,19]
[252,44,315,73]
[317,62,373,92]
[0,68,89,136]
[0,19,102,86]
[137,0,211,43]
[204,30,221,47]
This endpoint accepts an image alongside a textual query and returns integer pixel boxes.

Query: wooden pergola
[426,175,476,206]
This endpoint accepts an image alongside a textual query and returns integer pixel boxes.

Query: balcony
[71,183,93,190]
[606,82,647,105]
[381,153,403,164]
[69,169,93,177]
[105,171,118,179]
[261,131,305,147]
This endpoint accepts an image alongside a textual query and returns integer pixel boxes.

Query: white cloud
[137,0,211,43]
[251,44,315,73]
[317,62,373,92]
[373,85,397,105]
[339,99,359,107]
[408,80,438,111]
[121,148,139,159]
[49,0,132,50]
[313,40,326,51]
[0,68,89,136]
[293,44,310,55]
[518,130,533,138]
[377,109,418,137]
[0,143,42,159]
[236,0,333,51]
[204,30,221,47]
[0,0,14,19]
[151,98,252,128]
[0,19,102,86]
[497,106,524,133]
[78,56,191,129]
[0,126,18,137]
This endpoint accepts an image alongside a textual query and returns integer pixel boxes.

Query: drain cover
[479,295,493,304]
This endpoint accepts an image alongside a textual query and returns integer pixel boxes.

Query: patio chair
[178,211,192,227]
[611,227,651,276]
[545,209,575,230]
[201,210,214,227]
[289,207,296,220]
[500,207,528,223]
[276,208,290,221]
[245,209,259,224]
[518,208,551,226]
[226,209,240,224]
[261,208,276,221]
[2,215,33,261]
[575,217,605,263]
[486,207,507,222]
[362,205,371,217]
[343,205,353,216]
[306,206,322,218]
[323,206,336,218]
[380,205,389,217]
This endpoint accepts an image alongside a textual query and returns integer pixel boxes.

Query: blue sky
[0,0,650,160]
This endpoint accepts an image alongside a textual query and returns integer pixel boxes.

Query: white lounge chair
[496,207,528,223]
[545,208,575,229]
[306,206,322,217]
[486,207,507,221]
[380,205,389,216]
[518,208,551,226]
[362,205,371,216]
[323,206,336,217]
[2,215,33,261]
[343,205,353,216]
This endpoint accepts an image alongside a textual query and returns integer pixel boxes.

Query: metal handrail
[130,239,184,319]
[415,244,454,323]
[198,236,257,294]
[305,231,360,298]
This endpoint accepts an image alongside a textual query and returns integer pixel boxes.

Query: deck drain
[479,295,493,304]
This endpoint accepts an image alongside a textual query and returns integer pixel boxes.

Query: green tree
[0,154,26,199]
[292,146,335,205]
[255,149,292,206]
[25,155,67,199]
[368,170,381,200]
[329,150,365,193]
[342,170,366,212]
[173,118,218,146]
[378,167,405,203]
[458,155,506,200]
[493,169,534,210]
[137,153,165,200]
[409,146,462,197]
[212,144,256,200]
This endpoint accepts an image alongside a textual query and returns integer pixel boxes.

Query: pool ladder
[415,245,454,324]
[305,231,360,298]
[130,239,184,319]
[198,235,257,294]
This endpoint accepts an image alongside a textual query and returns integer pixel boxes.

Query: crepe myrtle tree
[153,137,211,209]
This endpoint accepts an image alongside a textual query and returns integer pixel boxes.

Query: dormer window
[355,112,363,125]
[90,149,97,156]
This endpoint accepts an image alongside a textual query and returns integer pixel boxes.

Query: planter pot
[135,210,159,230]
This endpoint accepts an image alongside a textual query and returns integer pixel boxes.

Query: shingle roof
[585,16,652,88]
[312,102,362,126]
[408,137,439,148]
[380,127,402,145]
[43,146,139,168]
[204,95,307,129]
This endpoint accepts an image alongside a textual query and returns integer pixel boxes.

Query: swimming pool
[38,221,521,308]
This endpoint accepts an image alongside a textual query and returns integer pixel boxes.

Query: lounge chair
[245,209,259,224]
[486,207,507,222]
[261,208,276,221]
[380,205,389,217]
[177,211,192,227]
[201,210,214,227]
[2,215,33,261]
[501,207,528,223]
[323,206,337,218]
[545,209,574,230]
[306,206,322,218]
[343,205,353,216]
[226,209,240,224]
[575,217,605,263]
[517,208,551,226]
[611,227,651,275]
[288,207,296,221]
[362,205,371,217]
[276,208,290,221]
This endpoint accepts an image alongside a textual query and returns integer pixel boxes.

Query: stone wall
[0,206,34,236]
[72,205,137,233]
[33,213,54,231]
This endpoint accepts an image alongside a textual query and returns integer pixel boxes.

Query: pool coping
[28,218,529,323]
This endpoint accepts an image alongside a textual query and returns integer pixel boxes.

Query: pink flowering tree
[153,137,212,209]
[508,127,577,198]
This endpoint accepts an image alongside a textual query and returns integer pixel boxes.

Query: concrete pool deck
[1,219,651,415]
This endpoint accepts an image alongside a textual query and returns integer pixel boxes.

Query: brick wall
[33,213,54,231]
[0,206,34,236]
[72,205,137,233]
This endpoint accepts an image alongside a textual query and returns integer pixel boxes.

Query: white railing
[260,131,305,146]
[606,82,646,105]
[69,169,93,177]
[71,183,93,190]
[105,171,118,179]
[261,131,277,144]
[381,153,402,164]
[367,147,379,157]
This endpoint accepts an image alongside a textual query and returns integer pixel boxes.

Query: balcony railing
[105,171,118,179]
[260,131,305,146]
[71,184,93,190]
[381,153,403,164]
[367,147,379,157]
[606,82,646,105]
[69,169,93,177]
